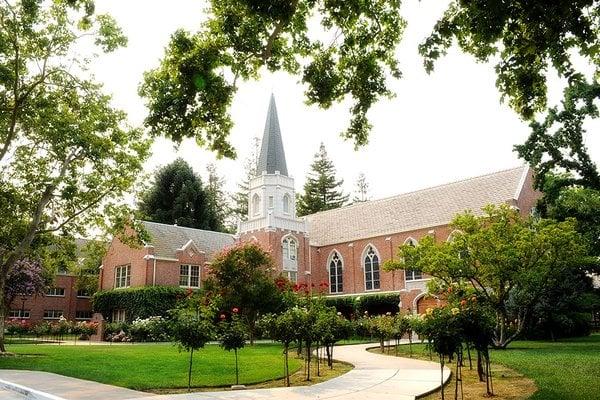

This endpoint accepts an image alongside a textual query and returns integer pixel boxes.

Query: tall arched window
[282,236,297,262]
[282,193,290,214]
[363,245,380,291]
[282,236,298,282]
[404,238,423,281]
[328,251,343,293]
[252,194,260,216]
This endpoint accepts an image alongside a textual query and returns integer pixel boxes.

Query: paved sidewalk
[0,343,450,400]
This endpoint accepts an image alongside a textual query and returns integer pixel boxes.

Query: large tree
[0,1,150,352]
[205,163,230,232]
[297,143,348,216]
[353,172,370,203]
[230,137,260,224]
[138,158,222,231]
[385,205,590,348]
[139,1,600,159]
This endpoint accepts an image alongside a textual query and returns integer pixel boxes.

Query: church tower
[239,95,309,283]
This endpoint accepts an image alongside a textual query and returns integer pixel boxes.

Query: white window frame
[179,264,200,288]
[363,245,381,291]
[46,287,65,297]
[284,270,298,283]
[76,289,92,298]
[9,309,30,319]
[112,309,126,323]
[282,194,291,214]
[114,265,131,289]
[328,250,344,294]
[43,310,63,320]
[403,238,423,281]
[268,195,274,209]
[252,193,261,216]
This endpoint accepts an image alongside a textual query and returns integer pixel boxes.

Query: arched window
[363,245,380,291]
[282,193,290,214]
[404,238,423,281]
[252,194,260,216]
[282,236,297,262]
[328,251,343,294]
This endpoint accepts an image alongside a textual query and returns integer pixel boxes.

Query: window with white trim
[77,288,92,298]
[268,195,274,209]
[75,310,92,320]
[329,251,343,293]
[282,237,297,262]
[284,271,297,283]
[114,265,131,288]
[252,193,261,216]
[43,310,63,320]
[282,194,290,214]
[112,309,126,323]
[46,287,65,296]
[404,238,423,281]
[9,309,30,319]
[364,245,381,291]
[179,264,200,288]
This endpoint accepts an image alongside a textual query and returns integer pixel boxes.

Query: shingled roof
[142,221,235,260]
[306,166,530,246]
[257,94,288,176]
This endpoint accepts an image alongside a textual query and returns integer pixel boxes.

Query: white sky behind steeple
[89,0,600,202]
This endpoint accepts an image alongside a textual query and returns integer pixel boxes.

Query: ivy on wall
[92,286,187,321]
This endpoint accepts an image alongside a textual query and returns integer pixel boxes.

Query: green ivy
[92,286,186,321]
[324,292,401,317]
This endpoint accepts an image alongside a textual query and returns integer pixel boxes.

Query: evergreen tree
[138,158,222,231]
[353,172,370,203]
[230,137,260,224]
[205,163,230,232]
[297,143,348,216]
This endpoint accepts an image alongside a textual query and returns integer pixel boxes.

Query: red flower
[447,287,453,293]
[460,299,467,307]
[219,314,226,320]
[232,307,239,314]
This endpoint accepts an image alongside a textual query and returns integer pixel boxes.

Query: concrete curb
[0,378,67,400]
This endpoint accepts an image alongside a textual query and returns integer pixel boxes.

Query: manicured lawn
[1,342,302,391]
[386,334,600,400]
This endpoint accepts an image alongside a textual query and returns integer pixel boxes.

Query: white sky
[90,0,600,201]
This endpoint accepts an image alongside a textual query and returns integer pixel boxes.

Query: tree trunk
[440,354,445,400]
[234,348,239,385]
[284,344,290,387]
[306,341,311,381]
[379,337,384,353]
[477,350,484,382]
[188,348,194,392]
[0,274,7,353]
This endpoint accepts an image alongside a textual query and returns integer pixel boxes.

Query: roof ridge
[142,220,236,238]
[306,165,527,218]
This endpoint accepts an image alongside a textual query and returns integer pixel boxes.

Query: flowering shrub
[129,316,170,342]
[5,319,31,336]
[73,321,98,339]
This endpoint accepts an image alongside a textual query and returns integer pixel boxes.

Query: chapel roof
[142,221,235,260]
[306,166,531,246]
[256,94,288,176]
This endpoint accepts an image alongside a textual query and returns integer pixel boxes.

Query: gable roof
[142,221,235,260]
[306,166,530,246]
[257,94,288,176]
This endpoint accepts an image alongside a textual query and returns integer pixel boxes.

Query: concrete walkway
[0,343,450,400]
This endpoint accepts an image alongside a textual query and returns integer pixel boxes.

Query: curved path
[0,343,450,400]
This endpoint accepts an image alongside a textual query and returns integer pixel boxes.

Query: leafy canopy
[140,0,405,157]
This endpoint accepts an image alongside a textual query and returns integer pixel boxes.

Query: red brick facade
[8,274,92,324]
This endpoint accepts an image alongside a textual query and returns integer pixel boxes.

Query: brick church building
[99,95,541,318]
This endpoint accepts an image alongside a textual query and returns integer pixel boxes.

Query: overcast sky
[90,0,600,201]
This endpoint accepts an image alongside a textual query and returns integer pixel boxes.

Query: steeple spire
[256,94,288,176]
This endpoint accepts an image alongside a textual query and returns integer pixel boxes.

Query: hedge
[92,286,186,322]
[324,292,401,317]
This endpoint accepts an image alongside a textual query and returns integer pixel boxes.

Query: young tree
[353,172,370,203]
[0,1,149,353]
[297,143,349,216]
[218,310,247,386]
[385,204,589,348]
[138,158,222,231]
[170,306,216,391]
[207,243,285,344]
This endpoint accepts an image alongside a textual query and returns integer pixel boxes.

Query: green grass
[392,334,600,400]
[0,342,302,391]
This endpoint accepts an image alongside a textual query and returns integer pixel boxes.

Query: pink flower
[232,307,239,314]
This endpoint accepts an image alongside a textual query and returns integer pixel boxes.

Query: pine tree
[297,143,349,216]
[205,163,230,232]
[230,137,260,224]
[138,158,224,231]
[353,172,370,203]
